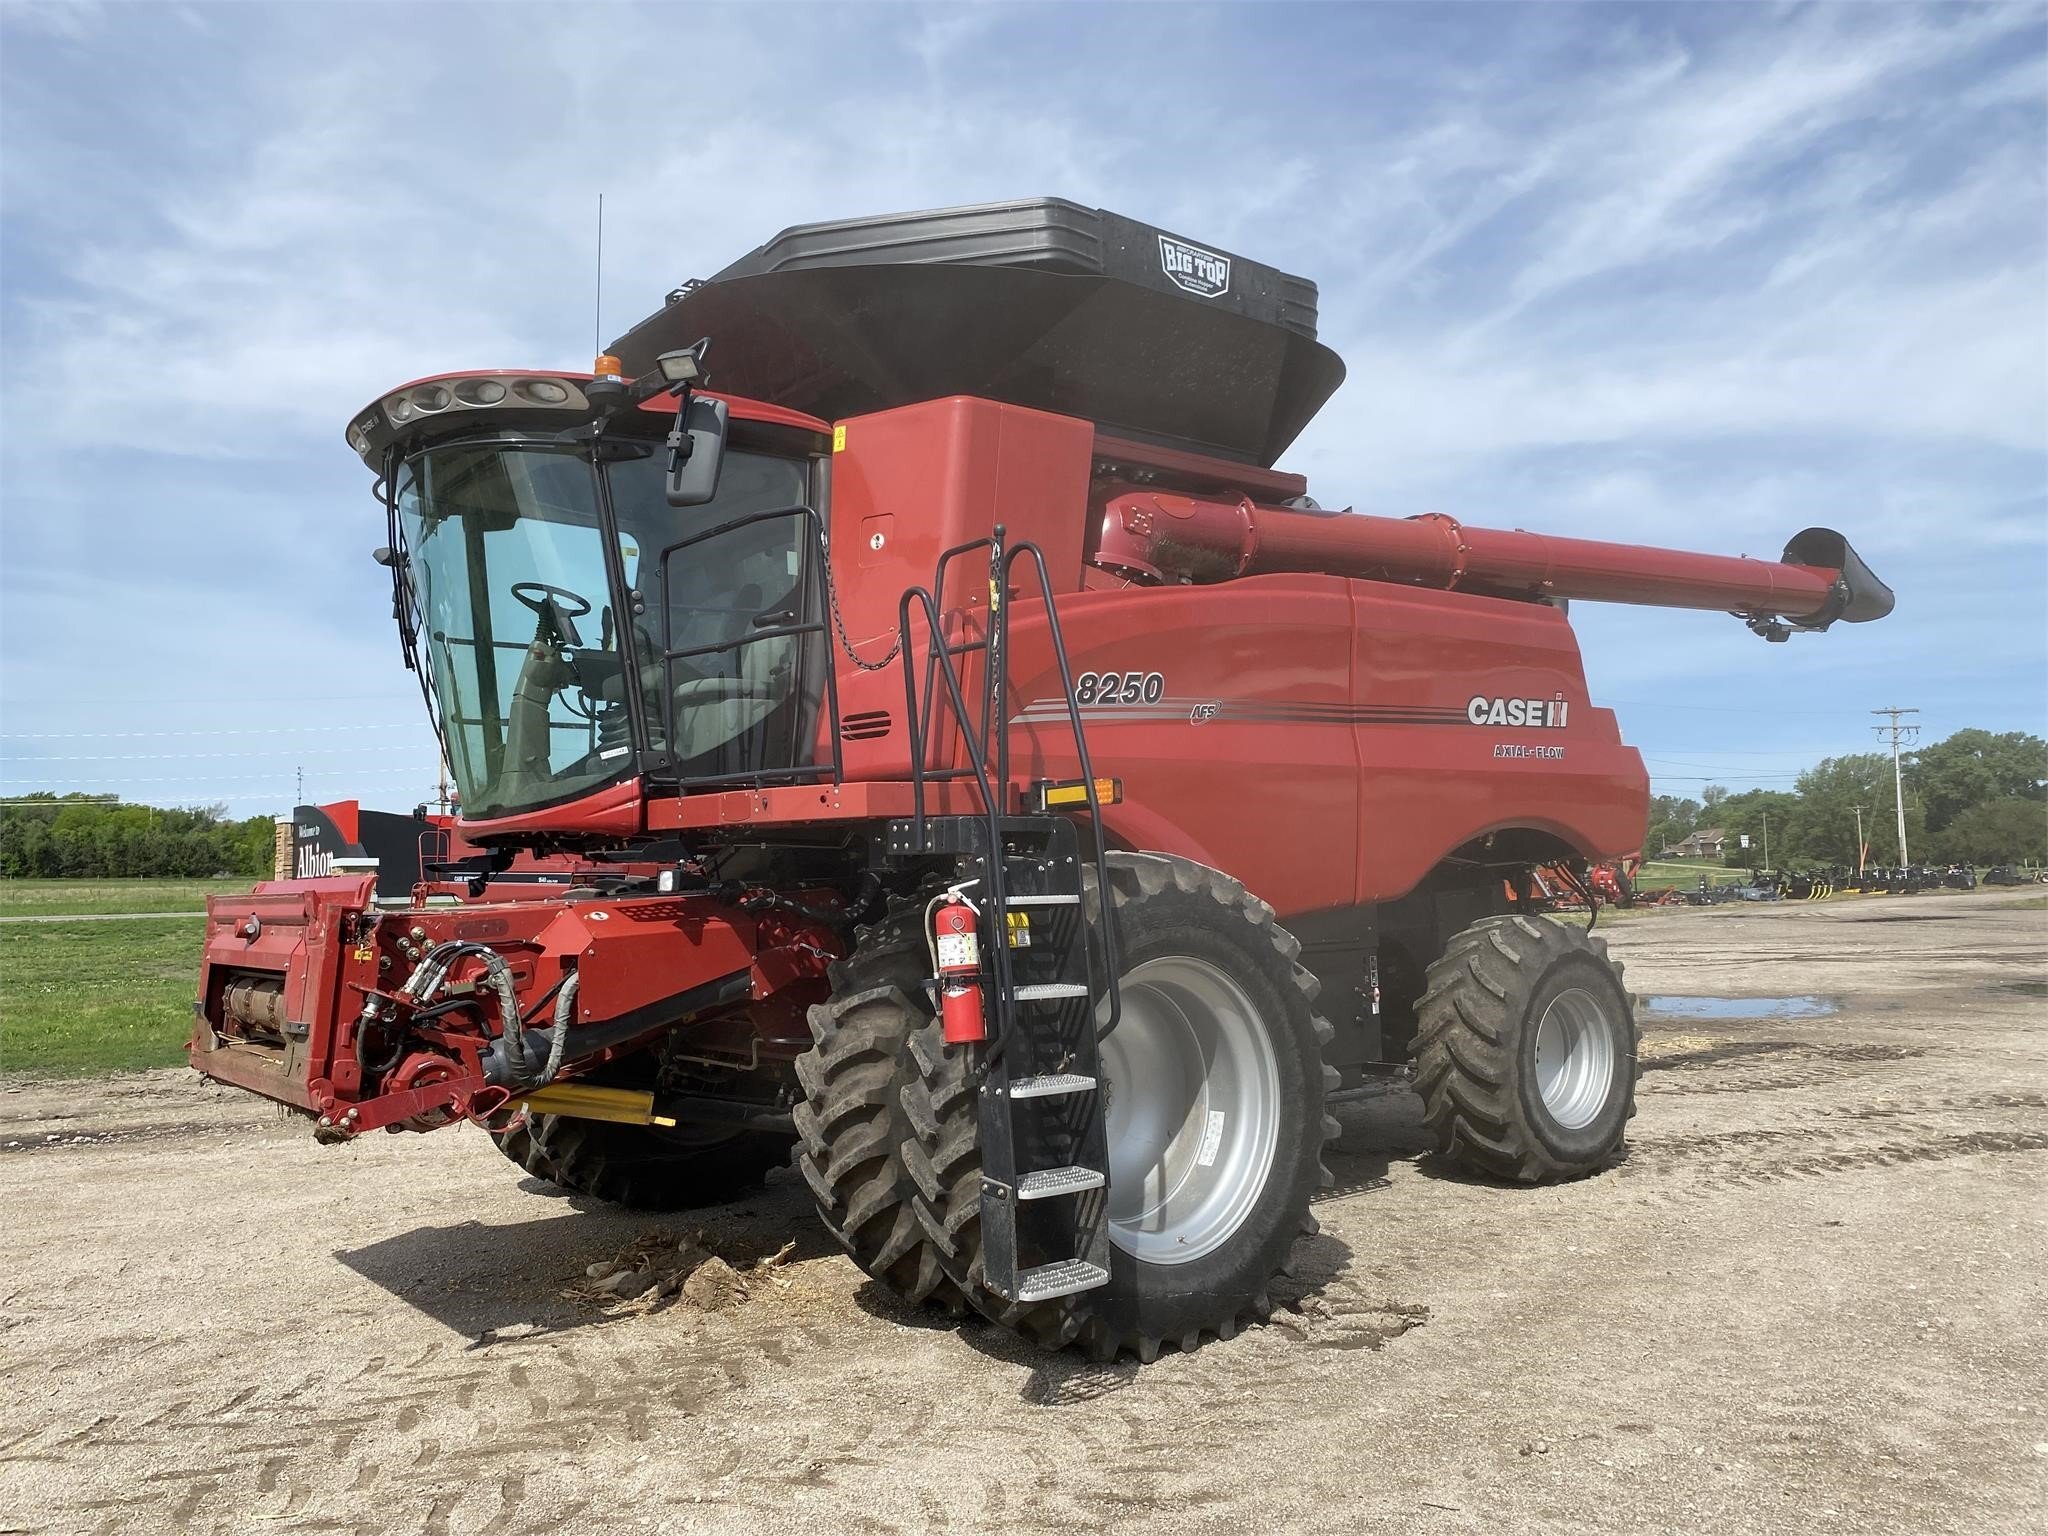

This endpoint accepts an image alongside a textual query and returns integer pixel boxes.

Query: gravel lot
[2,888,2043,1535]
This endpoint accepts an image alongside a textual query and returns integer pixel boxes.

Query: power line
[0,692,408,707]
[1600,698,1881,719]
[1643,773,1805,784]
[0,766,425,787]
[1640,757,1806,774]
[0,723,421,741]
[4,746,425,762]
[1632,746,1861,757]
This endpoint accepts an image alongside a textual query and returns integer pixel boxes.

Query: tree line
[0,795,274,879]
[1646,728,2047,870]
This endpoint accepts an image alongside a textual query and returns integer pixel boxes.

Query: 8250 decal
[1075,670,1166,706]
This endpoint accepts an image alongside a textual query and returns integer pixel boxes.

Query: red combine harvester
[192,201,1892,1358]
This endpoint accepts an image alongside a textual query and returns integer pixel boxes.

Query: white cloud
[0,0,2041,803]
[0,0,104,44]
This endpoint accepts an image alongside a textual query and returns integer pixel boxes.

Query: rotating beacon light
[584,352,629,411]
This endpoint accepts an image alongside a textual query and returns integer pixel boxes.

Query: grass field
[1,916,205,1077]
[1635,858,1741,889]
[0,877,250,918]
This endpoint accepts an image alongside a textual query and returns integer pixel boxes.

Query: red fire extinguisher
[933,890,987,1044]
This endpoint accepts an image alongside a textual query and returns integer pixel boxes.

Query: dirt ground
[2,889,2043,1535]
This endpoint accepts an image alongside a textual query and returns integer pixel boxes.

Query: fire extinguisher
[931,887,987,1044]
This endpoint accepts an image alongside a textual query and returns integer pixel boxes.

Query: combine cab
[194,200,1892,1358]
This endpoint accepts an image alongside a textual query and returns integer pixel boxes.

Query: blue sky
[2,0,2043,814]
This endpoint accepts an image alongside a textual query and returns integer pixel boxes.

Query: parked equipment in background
[190,200,1893,1359]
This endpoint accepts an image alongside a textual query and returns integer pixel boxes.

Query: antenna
[593,192,605,359]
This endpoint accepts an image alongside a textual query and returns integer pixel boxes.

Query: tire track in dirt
[1622,1123,2048,1187]
[99,1306,1066,1536]
[8,896,2041,1536]
[1638,1038,1929,1096]
[18,1324,818,1536]
[3,1044,1998,1533]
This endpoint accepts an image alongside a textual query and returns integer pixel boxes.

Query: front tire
[1413,913,1636,1182]
[904,854,1337,1360]
[791,916,965,1313]
[492,1113,790,1211]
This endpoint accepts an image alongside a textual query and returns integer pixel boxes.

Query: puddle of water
[2003,980,2048,999]
[1639,995,1838,1021]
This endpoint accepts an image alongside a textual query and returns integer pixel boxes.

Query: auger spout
[1091,490,1894,637]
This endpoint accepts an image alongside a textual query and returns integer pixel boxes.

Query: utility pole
[1761,809,1770,872]
[1871,707,1919,867]
[295,764,304,806]
[1851,803,1867,875]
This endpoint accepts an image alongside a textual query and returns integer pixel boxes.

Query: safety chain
[816,526,904,672]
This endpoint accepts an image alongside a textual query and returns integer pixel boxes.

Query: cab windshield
[395,439,813,819]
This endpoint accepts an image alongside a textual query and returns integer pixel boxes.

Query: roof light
[656,348,702,385]
[592,353,625,379]
[369,374,590,440]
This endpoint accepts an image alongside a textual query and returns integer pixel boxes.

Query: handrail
[897,525,1123,1045]
[895,580,1024,1026]
[1000,540,1124,1039]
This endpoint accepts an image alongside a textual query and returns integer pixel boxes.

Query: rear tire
[903,853,1336,1360]
[492,1114,789,1211]
[1413,913,1636,1183]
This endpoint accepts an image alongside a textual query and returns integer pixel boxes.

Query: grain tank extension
[194,200,1891,1359]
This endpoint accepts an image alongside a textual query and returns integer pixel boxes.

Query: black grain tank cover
[607,199,1346,467]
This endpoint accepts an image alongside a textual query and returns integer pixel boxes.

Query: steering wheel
[510,582,593,619]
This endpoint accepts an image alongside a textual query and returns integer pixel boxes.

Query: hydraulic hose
[401,940,532,1082]
[538,973,579,1089]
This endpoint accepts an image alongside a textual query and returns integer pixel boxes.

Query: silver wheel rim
[1097,955,1280,1266]
[1533,986,1618,1131]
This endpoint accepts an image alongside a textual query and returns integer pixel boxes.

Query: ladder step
[1017,1165,1107,1200]
[1014,1259,1112,1303]
[1012,983,1091,1002]
[1009,1072,1096,1100]
[1004,893,1080,907]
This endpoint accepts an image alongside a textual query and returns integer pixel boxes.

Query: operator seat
[671,582,788,766]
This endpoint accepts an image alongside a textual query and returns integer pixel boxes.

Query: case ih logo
[1468,695,1570,728]
[1158,235,1231,298]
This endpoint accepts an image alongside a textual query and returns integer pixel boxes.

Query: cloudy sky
[2,0,2042,815]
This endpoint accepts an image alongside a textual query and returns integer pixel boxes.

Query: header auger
[196,199,1890,1359]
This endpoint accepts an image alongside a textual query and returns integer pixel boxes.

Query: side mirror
[666,395,729,507]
